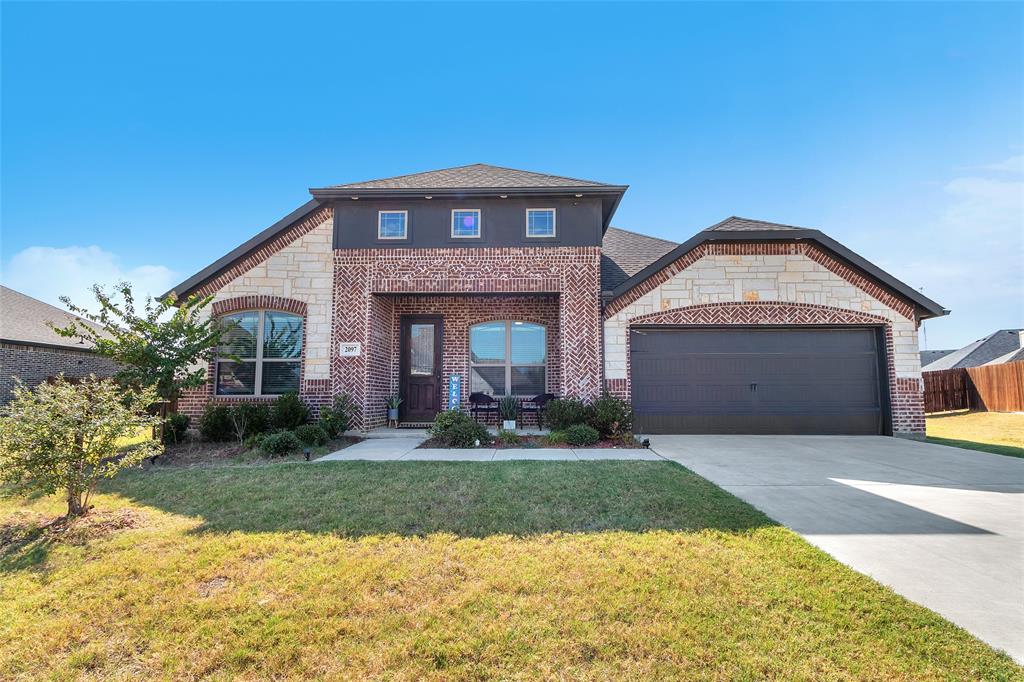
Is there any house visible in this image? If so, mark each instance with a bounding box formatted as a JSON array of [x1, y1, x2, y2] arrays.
[[0, 286, 117, 403], [921, 329, 1024, 372], [166, 164, 946, 438]]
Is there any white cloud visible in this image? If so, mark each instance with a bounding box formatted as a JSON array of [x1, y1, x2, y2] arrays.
[[889, 157, 1024, 349], [981, 154, 1024, 173], [1, 245, 178, 313]]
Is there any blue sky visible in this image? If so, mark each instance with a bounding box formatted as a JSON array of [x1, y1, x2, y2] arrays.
[[2, 1, 1021, 350]]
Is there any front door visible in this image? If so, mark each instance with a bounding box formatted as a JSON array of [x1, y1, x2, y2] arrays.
[[400, 316, 443, 421]]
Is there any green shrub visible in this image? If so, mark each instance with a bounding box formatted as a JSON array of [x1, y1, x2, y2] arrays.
[[319, 393, 356, 438], [260, 430, 301, 456], [444, 420, 493, 448], [499, 395, 519, 421], [564, 424, 600, 446], [243, 432, 267, 450], [295, 424, 329, 447], [272, 392, 309, 430], [429, 410, 492, 448], [545, 430, 567, 445], [589, 393, 633, 438], [496, 429, 520, 445], [229, 402, 271, 441], [163, 412, 190, 444], [543, 398, 593, 431], [199, 404, 233, 442]]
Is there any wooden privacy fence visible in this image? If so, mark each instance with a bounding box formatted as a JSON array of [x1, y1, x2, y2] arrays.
[[923, 361, 1024, 413]]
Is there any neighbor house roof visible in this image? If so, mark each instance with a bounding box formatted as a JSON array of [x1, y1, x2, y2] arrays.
[[607, 216, 948, 321], [601, 227, 678, 291], [317, 163, 619, 191], [0, 286, 107, 351], [921, 329, 1024, 371], [920, 349, 957, 367]]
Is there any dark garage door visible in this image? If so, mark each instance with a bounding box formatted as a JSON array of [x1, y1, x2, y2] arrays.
[[630, 327, 885, 435]]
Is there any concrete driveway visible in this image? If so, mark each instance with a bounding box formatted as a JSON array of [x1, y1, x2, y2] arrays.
[[648, 435, 1024, 663]]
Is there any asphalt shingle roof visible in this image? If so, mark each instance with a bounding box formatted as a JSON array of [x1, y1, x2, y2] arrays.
[[601, 227, 678, 292], [920, 349, 957, 367], [921, 329, 1024, 371], [323, 163, 617, 191], [0, 286, 107, 350], [704, 216, 806, 232]]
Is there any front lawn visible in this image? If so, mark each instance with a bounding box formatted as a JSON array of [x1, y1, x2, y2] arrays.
[[1, 461, 1018, 679], [927, 410, 1024, 458]]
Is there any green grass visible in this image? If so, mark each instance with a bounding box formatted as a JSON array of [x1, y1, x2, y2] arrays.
[[2, 461, 1019, 680], [927, 411, 1024, 458]]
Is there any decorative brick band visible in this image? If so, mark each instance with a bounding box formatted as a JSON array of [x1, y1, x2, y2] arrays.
[[604, 241, 916, 321], [630, 301, 892, 327], [212, 295, 308, 317], [190, 206, 333, 298], [605, 301, 922, 436]]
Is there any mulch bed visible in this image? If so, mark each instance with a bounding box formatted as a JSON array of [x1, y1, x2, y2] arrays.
[[145, 437, 362, 468]]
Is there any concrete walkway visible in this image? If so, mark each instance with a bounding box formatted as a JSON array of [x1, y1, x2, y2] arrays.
[[315, 435, 664, 462], [647, 435, 1024, 664]]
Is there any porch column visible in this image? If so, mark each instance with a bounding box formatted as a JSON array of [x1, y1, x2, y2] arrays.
[[558, 265, 603, 400]]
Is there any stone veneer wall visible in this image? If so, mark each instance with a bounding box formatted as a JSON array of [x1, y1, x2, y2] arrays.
[[0, 342, 118, 404], [604, 242, 926, 437], [176, 210, 335, 419], [332, 247, 601, 430]]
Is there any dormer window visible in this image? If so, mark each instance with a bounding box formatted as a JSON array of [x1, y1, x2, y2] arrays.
[[451, 209, 481, 238], [378, 210, 408, 239], [526, 208, 556, 238]]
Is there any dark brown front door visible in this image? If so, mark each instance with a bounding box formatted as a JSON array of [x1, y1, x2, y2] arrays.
[[400, 316, 443, 421]]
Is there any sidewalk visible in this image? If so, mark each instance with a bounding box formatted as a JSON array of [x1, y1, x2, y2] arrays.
[[315, 435, 664, 462]]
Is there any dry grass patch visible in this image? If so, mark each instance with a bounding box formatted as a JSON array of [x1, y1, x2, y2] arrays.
[[1, 461, 1019, 680], [927, 410, 1024, 458]]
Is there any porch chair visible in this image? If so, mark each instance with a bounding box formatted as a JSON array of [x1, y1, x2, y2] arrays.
[[468, 392, 499, 423], [519, 393, 556, 428]]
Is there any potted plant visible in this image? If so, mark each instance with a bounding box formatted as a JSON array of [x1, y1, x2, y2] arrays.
[[386, 394, 403, 425], [499, 395, 519, 431]]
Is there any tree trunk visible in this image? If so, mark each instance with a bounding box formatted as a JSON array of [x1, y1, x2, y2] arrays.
[[66, 484, 87, 517]]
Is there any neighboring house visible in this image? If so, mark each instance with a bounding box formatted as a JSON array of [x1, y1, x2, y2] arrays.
[[921, 329, 1024, 372], [0, 286, 117, 403], [920, 349, 957, 368], [166, 164, 946, 438]]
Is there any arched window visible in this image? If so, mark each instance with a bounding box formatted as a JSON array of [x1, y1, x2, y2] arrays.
[[469, 321, 546, 396], [216, 310, 303, 396]]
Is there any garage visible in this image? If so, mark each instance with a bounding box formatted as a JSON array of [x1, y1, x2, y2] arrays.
[[630, 327, 887, 435]]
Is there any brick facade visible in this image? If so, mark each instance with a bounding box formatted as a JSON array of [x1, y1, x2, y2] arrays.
[[174, 199, 929, 438], [332, 247, 602, 429], [0, 341, 118, 404]]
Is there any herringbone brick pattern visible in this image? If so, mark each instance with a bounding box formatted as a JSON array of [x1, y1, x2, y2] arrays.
[[333, 247, 602, 430]]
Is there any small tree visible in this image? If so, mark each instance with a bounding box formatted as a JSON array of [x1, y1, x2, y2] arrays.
[[0, 376, 163, 518], [52, 282, 226, 404]]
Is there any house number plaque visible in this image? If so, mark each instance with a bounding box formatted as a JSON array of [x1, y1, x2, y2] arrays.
[[338, 342, 362, 357]]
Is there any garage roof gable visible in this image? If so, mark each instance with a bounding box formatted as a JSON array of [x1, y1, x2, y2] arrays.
[[605, 217, 948, 321]]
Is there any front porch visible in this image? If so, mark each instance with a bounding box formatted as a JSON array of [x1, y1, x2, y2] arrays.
[[331, 246, 604, 430]]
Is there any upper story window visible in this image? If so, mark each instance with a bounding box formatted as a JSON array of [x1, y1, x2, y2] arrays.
[[526, 208, 556, 238], [378, 210, 408, 239], [216, 310, 303, 396], [469, 320, 546, 396], [451, 209, 481, 238]]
